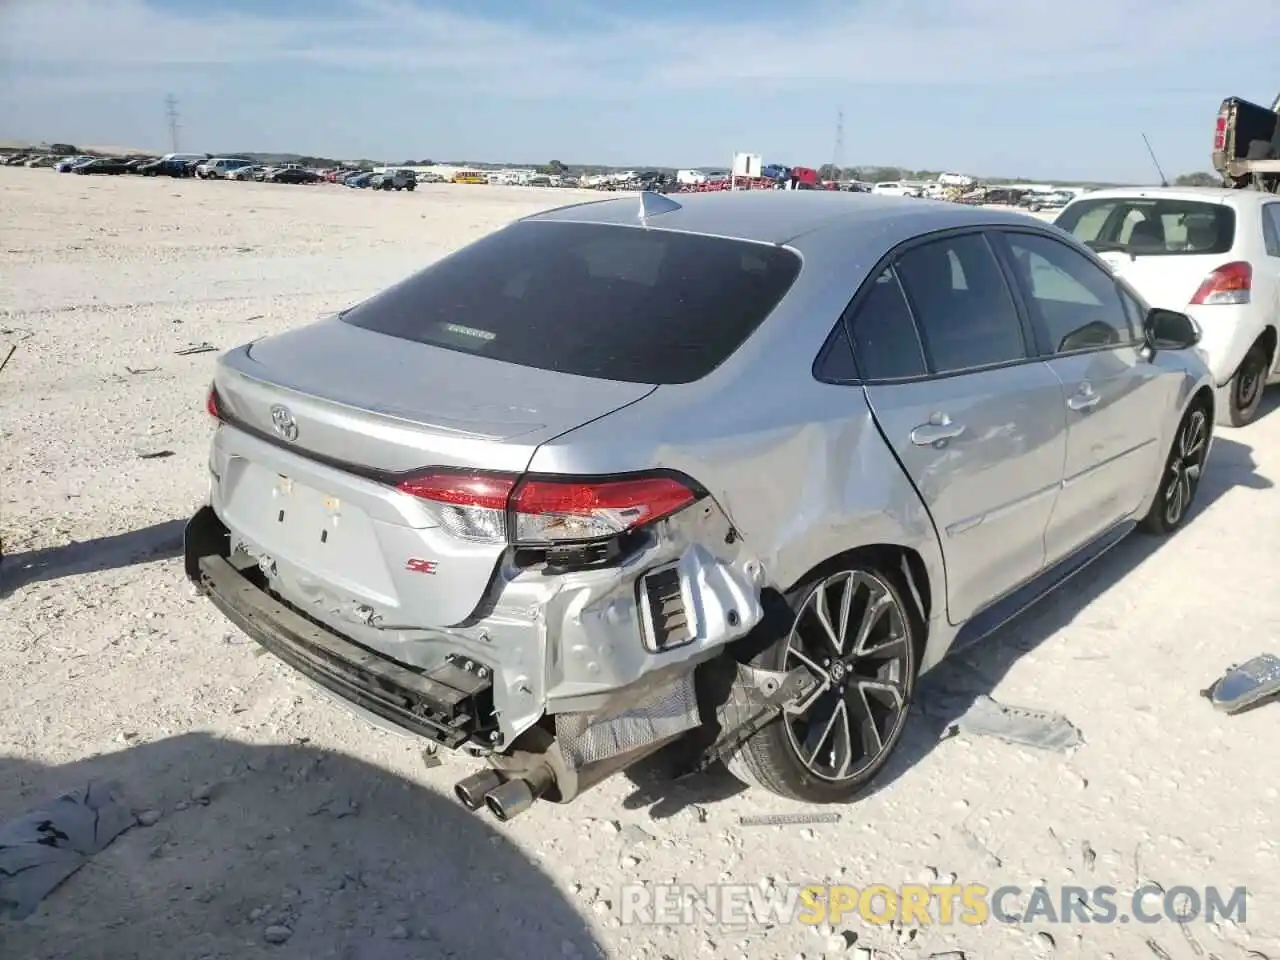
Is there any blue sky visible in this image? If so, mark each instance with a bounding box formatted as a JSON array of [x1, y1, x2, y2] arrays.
[[0, 0, 1276, 181]]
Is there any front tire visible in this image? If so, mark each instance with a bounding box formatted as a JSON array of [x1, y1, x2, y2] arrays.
[[1218, 343, 1268, 427], [1139, 400, 1210, 535], [724, 561, 920, 802]]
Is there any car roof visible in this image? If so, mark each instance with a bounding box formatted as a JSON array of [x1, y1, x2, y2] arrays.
[[1070, 185, 1265, 206], [522, 190, 1048, 246]]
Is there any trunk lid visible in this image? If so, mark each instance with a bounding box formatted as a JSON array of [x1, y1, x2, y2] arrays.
[[216, 316, 656, 473], [208, 317, 655, 629], [1096, 250, 1234, 311]]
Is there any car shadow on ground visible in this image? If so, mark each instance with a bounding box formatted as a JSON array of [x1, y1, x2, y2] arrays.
[[0, 518, 186, 597], [622, 432, 1271, 817], [1253, 386, 1280, 425], [0, 734, 604, 960]]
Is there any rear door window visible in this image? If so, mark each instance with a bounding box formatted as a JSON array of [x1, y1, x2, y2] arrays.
[[845, 266, 927, 380], [893, 234, 1028, 374], [339, 221, 802, 384], [1055, 197, 1235, 255]]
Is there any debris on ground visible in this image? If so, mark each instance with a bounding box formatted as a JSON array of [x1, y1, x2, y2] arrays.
[[0, 781, 135, 919], [136, 450, 175, 460], [0, 344, 17, 377], [174, 342, 217, 356], [738, 812, 842, 827], [945, 695, 1083, 753], [1202, 653, 1280, 714], [1081, 840, 1097, 871], [123, 366, 158, 375]]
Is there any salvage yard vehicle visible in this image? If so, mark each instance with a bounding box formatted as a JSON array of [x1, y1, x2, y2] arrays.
[[54, 155, 94, 172], [1213, 93, 1280, 193], [265, 166, 321, 185], [228, 165, 265, 181], [1055, 187, 1280, 426], [137, 153, 207, 177], [196, 158, 253, 179], [186, 190, 1215, 819], [370, 168, 417, 191], [72, 157, 132, 175]]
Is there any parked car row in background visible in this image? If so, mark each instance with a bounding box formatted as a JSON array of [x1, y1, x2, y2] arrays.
[[1, 151, 429, 189]]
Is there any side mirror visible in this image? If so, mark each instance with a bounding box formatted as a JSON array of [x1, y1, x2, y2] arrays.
[[1144, 308, 1200, 351]]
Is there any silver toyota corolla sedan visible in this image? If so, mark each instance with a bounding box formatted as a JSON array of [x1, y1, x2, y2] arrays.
[[186, 190, 1215, 819]]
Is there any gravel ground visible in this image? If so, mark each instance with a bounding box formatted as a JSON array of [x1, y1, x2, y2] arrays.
[[2, 169, 1278, 960]]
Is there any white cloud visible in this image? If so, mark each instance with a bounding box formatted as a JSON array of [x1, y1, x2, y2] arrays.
[[0, 0, 1274, 95]]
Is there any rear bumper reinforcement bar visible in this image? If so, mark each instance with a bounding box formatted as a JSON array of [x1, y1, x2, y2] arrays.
[[187, 516, 491, 748]]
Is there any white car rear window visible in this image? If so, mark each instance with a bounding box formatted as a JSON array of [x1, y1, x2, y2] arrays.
[[1055, 198, 1235, 256]]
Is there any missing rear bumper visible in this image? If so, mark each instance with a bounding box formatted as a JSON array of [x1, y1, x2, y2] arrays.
[[186, 506, 494, 749]]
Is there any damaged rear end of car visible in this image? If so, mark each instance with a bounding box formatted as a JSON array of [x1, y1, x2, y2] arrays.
[[185, 213, 809, 820]]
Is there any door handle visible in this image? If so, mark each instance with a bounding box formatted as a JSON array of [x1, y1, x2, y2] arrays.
[[910, 413, 966, 446], [1067, 384, 1100, 411]]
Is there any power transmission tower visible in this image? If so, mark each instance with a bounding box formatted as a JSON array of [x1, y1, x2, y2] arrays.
[[831, 109, 845, 180], [165, 95, 180, 153]]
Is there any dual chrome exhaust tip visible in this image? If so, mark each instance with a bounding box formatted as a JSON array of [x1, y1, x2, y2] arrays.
[[453, 766, 552, 823]]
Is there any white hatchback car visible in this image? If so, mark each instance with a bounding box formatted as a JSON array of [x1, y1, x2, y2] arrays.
[[1054, 187, 1280, 425]]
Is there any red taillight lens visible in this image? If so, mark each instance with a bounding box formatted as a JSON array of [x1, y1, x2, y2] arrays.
[[397, 472, 515, 510], [206, 384, 223, 419], [1190, 261, 1251, 305], [394, 471, 698, 545], [1214, 114, 1227, 151], [396, 472, 516, 542], [512, 476, 696, 544]]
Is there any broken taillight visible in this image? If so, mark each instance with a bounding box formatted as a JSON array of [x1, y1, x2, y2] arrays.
[[511, 475, 697, 544], [395, 470, 699, 546], [396, 471, 516, 543], [1190, 261, 1251, 306]]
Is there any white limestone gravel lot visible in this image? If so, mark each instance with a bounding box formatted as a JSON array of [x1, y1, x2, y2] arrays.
[[1, 167, 1279, 960]]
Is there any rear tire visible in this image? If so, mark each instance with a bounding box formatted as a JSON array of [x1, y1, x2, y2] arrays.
[[1218, 343, 1268, 427], [723, 559, 921, 802], [1139, 399, 1210, 535]]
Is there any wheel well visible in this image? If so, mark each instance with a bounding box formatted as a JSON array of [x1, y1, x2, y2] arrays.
[[1258, 326, 1277, 371], [1192, 383, 1215, 422], [732, 544, 934, 668], [783, 544, 933, 625]]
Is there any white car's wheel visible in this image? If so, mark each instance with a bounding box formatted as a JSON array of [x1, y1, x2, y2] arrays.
[[1217, 342, 1269, 427]]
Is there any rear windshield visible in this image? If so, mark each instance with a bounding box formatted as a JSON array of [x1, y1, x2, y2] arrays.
[[339, 220, 802, 384], [1055, 197, 1235, 256]]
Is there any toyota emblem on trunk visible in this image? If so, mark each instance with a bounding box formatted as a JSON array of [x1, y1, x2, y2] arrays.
[[270, 404, 298, 442]]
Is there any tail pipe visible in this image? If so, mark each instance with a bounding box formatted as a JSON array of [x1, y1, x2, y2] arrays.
[[482, 764, 555, 823], [453, 769, 504, 811]]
